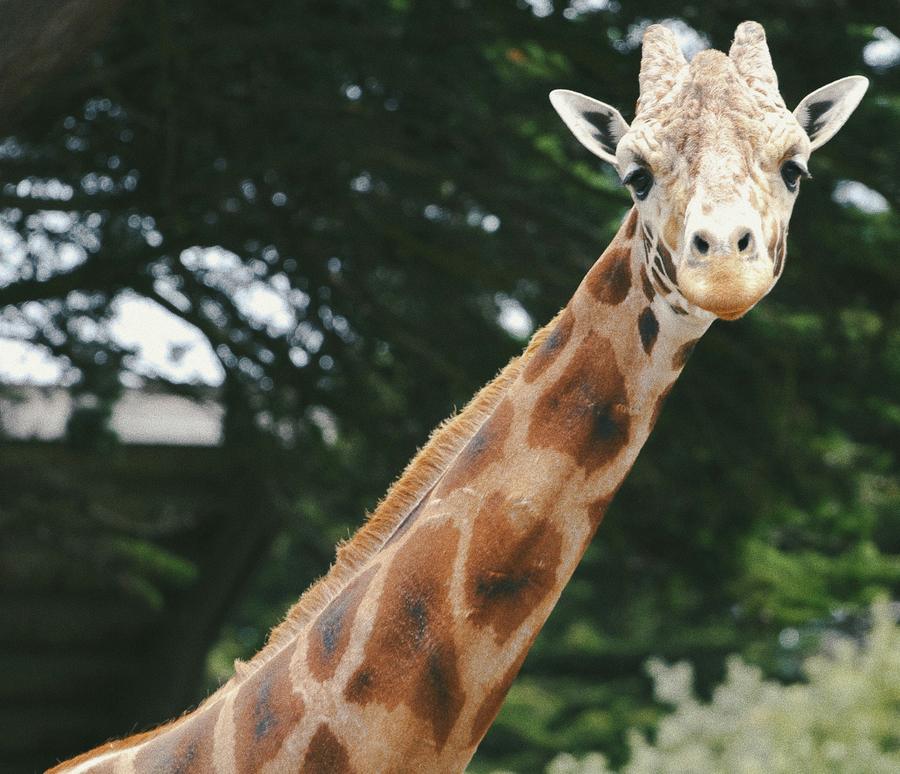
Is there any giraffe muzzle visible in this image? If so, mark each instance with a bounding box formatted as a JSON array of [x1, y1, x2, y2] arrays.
[[678, 200, 773, 318], [678, 250, 774, 320]]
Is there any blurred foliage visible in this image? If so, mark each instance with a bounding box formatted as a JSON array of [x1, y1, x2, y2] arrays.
[[0, 443, 211, 602], [0, 0, 897, 771], [522, 599, 900, 774]]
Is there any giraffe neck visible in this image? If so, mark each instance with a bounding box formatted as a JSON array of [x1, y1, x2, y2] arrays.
[[52, 208, 713, 774], [322, 208, 712, 771]]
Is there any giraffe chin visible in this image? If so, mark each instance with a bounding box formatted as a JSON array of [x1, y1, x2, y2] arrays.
[[677, 260, 774, 321]]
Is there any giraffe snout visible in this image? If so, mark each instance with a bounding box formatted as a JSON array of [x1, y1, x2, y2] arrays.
[[677, 203, 774, 319], [687, 224, 758, 265]]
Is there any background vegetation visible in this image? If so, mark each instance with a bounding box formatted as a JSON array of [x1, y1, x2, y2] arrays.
[[0, 1, 897, 771], [539, 599, 900, 773]]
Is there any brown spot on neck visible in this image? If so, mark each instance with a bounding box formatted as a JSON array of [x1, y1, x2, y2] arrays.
[[623, 207, 639, 239], [234, 643, 304, 773], [586, 244, 632, 306], [301, 724, 354, 774], [527, 331, 631, 474], [638, 306, 659, 355], [464, 491, 564, 645], [307, 564, 379, 682], [345, 520, 465, 751], [672, 338, 700, 371], [434, 398, 514, 498], [524, 307, 575, 384]]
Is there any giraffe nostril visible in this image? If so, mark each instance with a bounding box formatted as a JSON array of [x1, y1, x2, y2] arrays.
[[692, 234, 709, 256], [737, 231, 752, 253]]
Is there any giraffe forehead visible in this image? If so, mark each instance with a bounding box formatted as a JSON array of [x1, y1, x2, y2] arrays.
[[628, 50, 800, 180]]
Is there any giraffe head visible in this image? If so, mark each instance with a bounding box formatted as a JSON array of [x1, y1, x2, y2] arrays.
[[551, 21, 867, 319]]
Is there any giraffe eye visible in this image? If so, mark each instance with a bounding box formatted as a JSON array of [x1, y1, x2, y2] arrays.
[[623, 167, 654, 200], [780, 160, 809, 193]]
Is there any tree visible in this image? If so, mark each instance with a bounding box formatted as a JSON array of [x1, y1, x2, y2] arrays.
[[538, 600, 900, 774]]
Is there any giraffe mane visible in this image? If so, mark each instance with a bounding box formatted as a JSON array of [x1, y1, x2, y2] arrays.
[[229, 311, 562, 682]]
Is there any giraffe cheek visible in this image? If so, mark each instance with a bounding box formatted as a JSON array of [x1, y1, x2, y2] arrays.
[[663, 214, 682, 255]]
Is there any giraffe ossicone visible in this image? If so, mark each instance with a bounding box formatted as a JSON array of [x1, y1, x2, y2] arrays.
[[52, 20, 866, 774]]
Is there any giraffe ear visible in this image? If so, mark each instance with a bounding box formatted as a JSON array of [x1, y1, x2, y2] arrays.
[[793, 76, 868, 151], [550, 89, 630, 167]]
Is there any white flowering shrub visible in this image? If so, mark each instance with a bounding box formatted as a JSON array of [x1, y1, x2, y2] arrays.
[[506, 600, 900, 774]]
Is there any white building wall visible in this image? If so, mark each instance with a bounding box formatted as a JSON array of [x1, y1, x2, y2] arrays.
[[0, 387, 223, 446]]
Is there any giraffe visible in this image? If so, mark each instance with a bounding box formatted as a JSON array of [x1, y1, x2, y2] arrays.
[[51, 21, 867, 774]]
